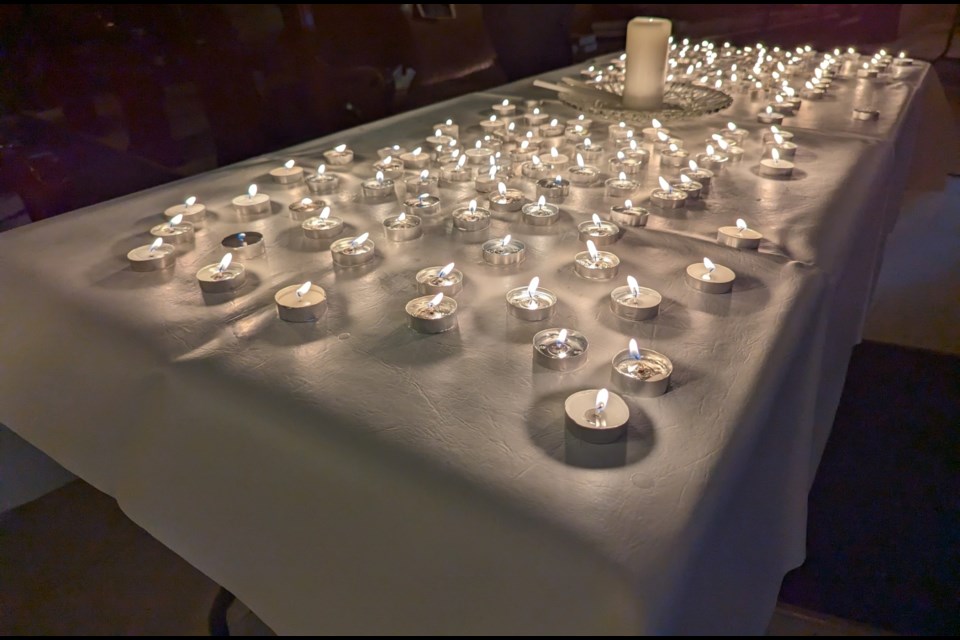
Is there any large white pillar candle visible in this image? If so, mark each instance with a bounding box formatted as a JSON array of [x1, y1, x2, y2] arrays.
[[622, 17, 672, 110]]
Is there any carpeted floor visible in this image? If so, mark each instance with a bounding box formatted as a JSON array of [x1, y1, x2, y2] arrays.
[[778, 340, 960, 635]]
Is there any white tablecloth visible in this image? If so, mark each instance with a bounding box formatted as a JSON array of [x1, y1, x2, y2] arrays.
[[0, 58, 948, 634]]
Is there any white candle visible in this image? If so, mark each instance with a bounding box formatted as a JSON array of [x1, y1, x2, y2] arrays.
[[622, 17, 672, 110]]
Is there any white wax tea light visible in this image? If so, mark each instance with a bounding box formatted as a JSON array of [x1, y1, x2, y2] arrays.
[[610, 199, 649, 227], [441, 154, 472, 184], [610, 275, 661, 320], [489, 182, 525, 213], [492, 98, 516, 116], [452, 199, 491, 231], [331, 232, 375, 267], [642, 118, 670, 142], [302, 206, 344, 240], [232, 184, 272, 217], [275, 281, 327, 322], [718, 218, 763, 249], [506, 276, 557, 321], [574, 240, 620, 280], [402, 192, 441, 217], [650, 175, 687, 209], [757, 105, 785, 125], [270, 159, 304, 184], [521, 195, 560, 226], [482, 234, 526, 266], [535, 174, 570, 203], [685, 257, 736, 293], [399, 146, 430, 170], [383, 211, 423, 242], [763, 133, 797, 159], [533, 328, 588, 371], [127, 237, 176, 271], [197, 252, 246, 293], [405, 169, 440, 197], [605, 171, 639, 199], [149, 213, 194, 245], [669, 173, 702, 199], [416, 262, 463, 296], [611, 339, 673, 397], [164, 195, 206, 227], [574, 137, 603, 164], [759, 148, 794, 178], [323, 143, 354, 166], [307, 164, 339, 194], [564, 388, 629, 443], [578, 213, 621, 245], [680, 160, 713, 188], [406, 292, 458, 334], [660, 142, 689, 168], [361, 171, 396, 201]]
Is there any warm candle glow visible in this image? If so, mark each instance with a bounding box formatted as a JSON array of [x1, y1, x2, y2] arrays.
[[168, 213, 183, 227], [185, 196, 197, 207], [317, 164, 326, 176], [771, 148, 781, 162], [502, 234, 512, 247], [319, 206, 331, 219], [497, 182, 507, 196], [680, 174, 692, 184], [427, 292, 444, 308], [397, 211, 407, 223], [247, 184, 258, 198], [576, 153, 585, 168], [587, 240, 599, 261], [627, 275, 640, 296], [774, 133, 784, 145], [526, 276, 539, 297], [624, 199, 633, 209], [557, 328, 568, 346], [468, 199, 477, 213], [689, 159, 699, 172], [457, 155, 467, 169], [658, 176, 672, 192], [217, 253, 232, 273], [583, 138, 592, 149], [284, 159, 295, 169], [652, 118, 662, 129], [706, 144, 715, 156], [149, 238, 163, 253], [595, 388, 609, 414], [375, 170, 385, 183], [438, 262, 455, 279], [619, 171, 628, 182], [628, 338, 641, 360], [351, 232, 369, 247], [295, 281, 312, 298], [727, 121, 737, 131], [657, 130, 669, 142], [334, 144, 347, 153], [668, 143, 679, 153], [736, 218, 748, 233]]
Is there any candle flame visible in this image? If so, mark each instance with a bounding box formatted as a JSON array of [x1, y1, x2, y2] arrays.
[[657, 130, 669, 142], [217, 253, 232, 273], [574, 124, 583, 133], [427, 292, 444, 308], [658, 176, 671, 192], [706, 144, 715, 156], [397, 211, 407, 223], [863, 62, 869, 70], [624, 199, 632, 209], [488, 165, 497, 179], [457, 155, 467, 168], [296, 281, 311, 298], [554, 174, 563, 186], [488, 115, 497, 122], [375, 170, 384, 183], [468, 199, 477, 213], [583, 137, 591, 148], [617, 151, 626, 161], [247, 184, 258, 198], [149, 237, 163, 253], [680, 174, 692, 184], [527, 277, 539, 297], [627, 275, 640, 296], [668, 143, 679, 153], [587, 240, 599, 261], [419, 169, 429, 181], [334, 144, 347, 153], [689, 159, 699, 172], [595, 388, 609, 414], [317, 164, 326, 175], [727, 122, 737, 131], [557, 328, 568, 346], [737, 218, 748, 232], [899, 51, 906, 59], [775, 94, 784, 104], [652, 118, 662, 129], [774, 133, 784, 145], [438, 262, 455, 278], [771, 148, 781, 162], [168, 213, 183, 227], [549, 147, 558, 159], [502, 98, 509, 106], [448, 138, 457, 147], [765, 106, 774, 115], [498, 182, 507, 196], [435, 128, 442, 137], [716, 138, 729, 151], [532, 155, 541, 166], [576, 153, 585, 168], [549, 118, 558, 127], [629, 338, 641, 360], [352, 232, 369, 247], [319, 206, 331, 220], [619, 171, 628, 182], [618, 121, 626, 128], [501, 234, 511, 247], [629, 139, 638, 151], [383, 155, 392, 165], [537, 195, 546, 208], [592, 213, 602, 227], [805, 81, 814, 90], [520, 140, 530, 150], [474, 140, 482, 150], [284, 159, 295, 169], [770, 125, 780, 134], [703, 257, 716, 278], [508, 122, 516, 132], [445, 118, 453, 126]]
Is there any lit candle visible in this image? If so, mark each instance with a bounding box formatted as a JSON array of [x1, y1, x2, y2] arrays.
[[489, 182, 525, 213], [302, 206, 344, 239], [720, 121, 748, 145], [577, 213, 621, 245], [506, 276, 557, 321], [565, 113, 593, 130], [416, 262, 464, 296], [492, 98, 516, 117], [564, 123, 590, 145], [452, 199, 492, 232], [757, 105, 785, 125], [426, 128, 456, 148], [149, 213, 194, 245], [270, 159, 304, 184], [465, 140, 496, 166], [481, 234, 526, 266], [288, 196, 325, 221], [717, 218, 763, 249], [432, 118, 459, 139], [696, 143, 729, 171], [800, 80, 824, 100], [610, 275, 661, 320], [619, 139, 650, 165], [660, 142, 690, 168], [361, 170, 396, 201], [164, 195, 206, 227], [232, 184, 272, 217], [685, 256, 736, 293], [539, 117, 565, 138], [564, 388, 629, 443], [525, 106, 549, 127], [221, 230, 265, 259], [715, 138, 743, 163], [480, 114, 506, 135], [758, 148, 795, 177], [406, 292, 459, 334], [604, 171, 639, 199], [574, 137, 603, 164], [535, 174, 570, 203], [402, 192, 442, 217], [768, 93, 796, 116], [623, 17, 672, 109], [611, 339, 673, 396], [521, 195, 560, 226], [649, 175, 687, 209], [307, 164, 340, 194], [275, 281, 327, 322], [541, 147, 569, 173], [521, 154, 549, 181], [653, 129, 683, 153], [893, 51, 913, 66], [610, 199, 649, 227], [383, 211, 423, 242], [127, 237, 176, 271], [196, 252, 246, 293], [761, 125, 793, 144], [404, 169, 440, 197], [608, 121, 637, 144], [373, 155, 404, 180], [399, 146, 431, 170], [440, 154, 472, 185], [574, 239, 620, 280], [669, 173, 702, 199], [323, 143, 354, 166], [533, 327, 588, 371], [763, 133, 797, 159], [511, 140, 536, 165], [857, 62, 879, 79], [331, 232, 375, 267], [641, 117, 670, 143], [377, 144, 407, 160], [680, 159, 713, 189]]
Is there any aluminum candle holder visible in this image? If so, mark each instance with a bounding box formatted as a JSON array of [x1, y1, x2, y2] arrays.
[[149, 218, 194, 245], [535, 176, 570, 203], [492, 99, 516, 117], [695, 148, 729, 171], [607, 152, 644, 176], [127, 239, 176, 272], [610, 200, 649, 227], [489, 184, 525, 213], [506, 279, 557, 321], [612, 346, 673, 397], [164, 197, 206, 227], [541, 149, 570, 174], [464, 143, 496, 166], [479, 116, 506, 135], [720, 123, 748, 145], [275, 282, 327, 323], [475, 168, 512, 194], [372, 156, 404, 180], [641, 121, 670, 142], [197, 254, 246, 293], [377, 144, 407, 160], [610, 279, 662, 320], [402, 193, 441, 217], [425, 131, 457, 148], [533, 328, 588, 371], [406, 293, 458, 334], [761, 128, 793, 144], [577, 215, 621, 245], [717, 219, 763, 249], [520, 158, 549, 181], [221, 231, 265, 259], [618, 144, 650, 166], [331, 234, 375, 267], [404, 172, 440, 197], [566, 114, 593, 130], [270, 160, 304, 184], [416, 264, 464, 296], [323, 144, 354, 166], [399, 148, 431, 170], [564, 125, 590, 145], [451, 200, 491, 231], [573, 139, 603, 164], [383, 213, 422, 242], [564, 389, 629, 444], [306, 166, 340, 194], [538, 119, 565, 138], [653, 135, 684, 153], [232, 185, 271, 217], [525, 107, 549, 127], [482, 236, 526, 266], [659, 145, 690, 168], [440, 157, 473, 185], [759, 150, 795, 177], [685, 258, 736, 293], [604, 173, 640, 199], [669, 176, 702, 200], [288, 197, 325, 221], [521, 198, 560, 226], [762, 139, 797, 160], [574, 242, 620, 280], [649, 177, 687, 209], [757, 107, 785, 125], [301, 211, 344, 239], [608, 122, 636, 143], [511, 143, 537, 165]]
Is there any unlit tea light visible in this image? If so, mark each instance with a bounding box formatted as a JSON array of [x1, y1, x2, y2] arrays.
[[221, 231, 265, 259]]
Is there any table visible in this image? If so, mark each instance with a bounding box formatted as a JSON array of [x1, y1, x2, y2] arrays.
[[0, 55, 948, 634]]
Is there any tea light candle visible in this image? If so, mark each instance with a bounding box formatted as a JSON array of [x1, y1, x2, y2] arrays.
[[302, 206, 344, 239], [536, 175, 570, 203], [307, 164, 340, 194], [489, 182, 525, 213], [521, 131, 545, 151], [612, 339, 672, 397], [660, 143, 690, 168], [759, 148, 794, 177], [519, 195, 558, 226], [769, 95, 796, 116], [641, 118, 669, 142], [270, 159, 304, 184], [608, 121, 636, 143], [610, 276, 661, 320], [653, 130, 683, 153], [670, 174, 702, 199], [406, 292, 458, 334], [506, 276, 557, 321], [541, 147, 569, 173], [480, 115, 506, 135], [465, 140, 495, 166], [323, 143, 354, 166], [492, 98, 516, 116], [578, 213, 620, 245], [232, 184, 271, 217], [564, 124, 590, 145], [857, 63, 878, 79], [127, 237, 176, 271], [533, 328, 588, 371], [761, 126, 794, 144], [452, 199, 491, 231], [404, 170, 440, 197], [564, 388, 629, 443], [383, 211, 423, 241], [417, 262, 463, 296], [149, 214, 194, 245], [197, 253, 245, 293], [893, 52, 913, 66], [373, 155, 404, 180], [680, 160, 713, 188], [721, 122, 748, 145], [757, 105, 785, 125], [402, 193, 441, 217], [164, 196, 206, 227], [574, 138, 603, 164], [574, 240, 620, 280], [566, 153, 601, 186], [331, 232, 375, 267], [852, 108, 880, 121], [481, 135, 503, 153], [525, 107, 549, 127], [434, 140, 463, 164], [696, 144, 728, 171], [399, 146, 431, 170], [426, 129, 457, 148], [361, 171, 395, 201], [288, 196, 325, 221], [482, 234, 525, 265], [433, 119, 459, 139], [378, 144, 407, 160], [511, 140, 537, 165], [221, 231, 265, 259], [475, 164, 509, 193], [275, 281, 327, 322], [715, 138, 744, 163], [763, 133, 797, 159], [440, 154, 472, 185], [685, 257, 735, 293], [649, 176, 687, 209], [800, 81, 825, 100], [520, 155, 549, 181], [605, 171, 639, 199], [619, 140, 650, 164], [538, 118, 565, 138], [610, 199, 649, 227], [718, 218, 763, 249], [566, 114, 593, 130]]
